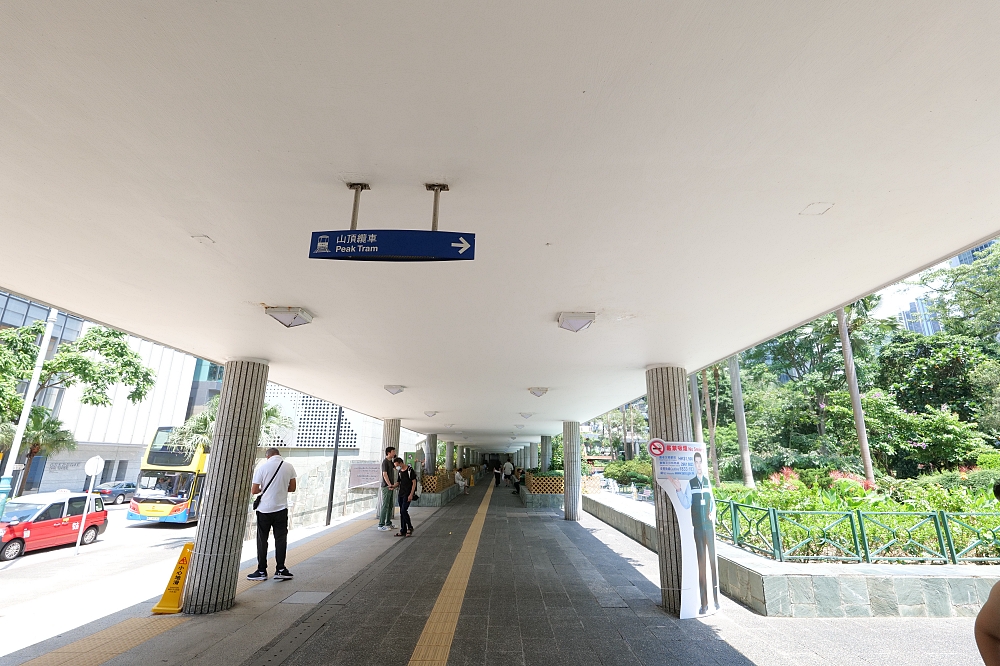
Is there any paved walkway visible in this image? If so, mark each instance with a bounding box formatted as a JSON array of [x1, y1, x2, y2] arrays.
[[2, 480, 986, 665]]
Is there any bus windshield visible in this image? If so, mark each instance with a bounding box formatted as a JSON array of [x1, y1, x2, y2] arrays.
[[145, 428, 194, 467], [137, 471, 195, 500]]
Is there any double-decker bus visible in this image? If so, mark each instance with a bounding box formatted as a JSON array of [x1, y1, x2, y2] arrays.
[[127, 426, 209, 524]]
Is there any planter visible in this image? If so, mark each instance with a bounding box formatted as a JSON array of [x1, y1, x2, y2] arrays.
[[527, 473, 564, 494], [420, 472, 454, 494]]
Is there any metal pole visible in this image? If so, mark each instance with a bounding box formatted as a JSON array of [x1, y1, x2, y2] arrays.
[[689, 374, 704, 443], [347, 183, 369, 231], [0, 308, 58, 517], [325, 406, 344, 526], [425, 184, 448, 232], [728, 355, 756, 489], [837, 307, 876, 484], [75, 473, 97, 555]]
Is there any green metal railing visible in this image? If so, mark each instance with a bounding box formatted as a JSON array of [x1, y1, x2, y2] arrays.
[[716, 499, 1000, 564]]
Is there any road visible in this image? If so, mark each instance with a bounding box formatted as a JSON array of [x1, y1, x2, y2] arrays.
[[0, 504, 333, 658]]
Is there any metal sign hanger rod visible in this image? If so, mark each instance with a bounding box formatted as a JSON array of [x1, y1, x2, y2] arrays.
[[347, 183, 370, 231], [425, 183, 449, 232]]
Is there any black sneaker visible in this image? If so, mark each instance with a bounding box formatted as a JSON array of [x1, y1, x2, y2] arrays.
[[274, 568, 294, 580], [246, 570, 268, 581]]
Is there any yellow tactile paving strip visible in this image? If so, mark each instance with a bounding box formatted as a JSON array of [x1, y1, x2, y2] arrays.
[[21, 517, 378, 666], [409, 484, 494, 666], [18, 616, 189, 666]]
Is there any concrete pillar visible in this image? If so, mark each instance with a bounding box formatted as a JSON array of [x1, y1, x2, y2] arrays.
[[184, 359, 269, 614], [563, 421, 581, 521], [445, 441, 455, 472], [646, 364, 693, 616], [425, 434, 437, 475], [540, 435, 551, 472], [458, 445, 465, 468], [383, 418, 401, 451], [530, 442, 538, 469]]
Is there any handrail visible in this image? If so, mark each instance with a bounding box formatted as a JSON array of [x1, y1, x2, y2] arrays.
[[714, 499, 1000, 564]]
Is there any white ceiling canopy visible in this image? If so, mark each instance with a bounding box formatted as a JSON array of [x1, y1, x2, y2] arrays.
[[1, 3, 999, 445]]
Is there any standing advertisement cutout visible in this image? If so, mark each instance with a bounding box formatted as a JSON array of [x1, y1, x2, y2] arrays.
[[649, 438, 720, 619]]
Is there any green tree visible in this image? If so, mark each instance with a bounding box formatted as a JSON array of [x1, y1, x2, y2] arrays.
[[875, 331, 987, 421], [0, 322, 156, 423], [0, 407, 76, 494], [167, 395, 293, 453], [920, 242, 1000, 340]]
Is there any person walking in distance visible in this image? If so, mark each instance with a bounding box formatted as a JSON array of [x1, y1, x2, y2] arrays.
[[493, 460, 502, 487], [670, 452, 719, 614], [502, 457, 514, 487], [394, 457, 416, 536], [246, 447, 297, 581], [378, 446, 398, 531]]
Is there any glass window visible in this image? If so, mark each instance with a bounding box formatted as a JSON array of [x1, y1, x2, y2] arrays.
[[95, 498, 104, 511], [138, 471, 195, 498], [1, 502, 45, 523], [67, 496, 88, 516], [36, 503, 65, 521], [115, 460, 128, 482], [25, 304, 48, 325], [1, 296, 28, 327], [61, 317, 82, 342]]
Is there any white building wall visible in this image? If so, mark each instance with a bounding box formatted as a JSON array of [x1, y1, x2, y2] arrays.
[[39, 333, 197, 492]]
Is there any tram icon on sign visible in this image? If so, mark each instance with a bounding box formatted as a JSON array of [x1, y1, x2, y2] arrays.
[[315, 235, 331, 253]]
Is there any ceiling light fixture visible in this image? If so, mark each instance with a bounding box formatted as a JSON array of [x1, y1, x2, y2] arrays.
[[444, 423, 454, 428], [515, 425, 524, 429], [265, 306, 313, 328], [191, 235, 215, 245], [528, 387, 548, 398], [520, 412, 533, 419], [424, 411, 438, 417], [510, 436, 517, 440], [384, 385, 404, 395], [557, 312, 596, 332]]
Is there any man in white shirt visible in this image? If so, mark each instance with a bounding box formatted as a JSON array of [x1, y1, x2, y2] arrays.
[[502, 458, 514, 486], [247, 447, 297, 581]]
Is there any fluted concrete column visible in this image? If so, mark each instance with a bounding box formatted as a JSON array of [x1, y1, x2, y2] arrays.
[[184, 359, 268, 614], [563, 421, 582, 521], [425, 434, 437, 474], [646, 364, 693, 616], [458, 445, 465, 468], [530, 442, 538, 469], [540, 435, 552, 472], [383, 418, 401, 452], [445, 441, 455, 472]]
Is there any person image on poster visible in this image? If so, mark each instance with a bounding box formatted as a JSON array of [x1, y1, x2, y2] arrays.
[[669, 451, 719, 614]]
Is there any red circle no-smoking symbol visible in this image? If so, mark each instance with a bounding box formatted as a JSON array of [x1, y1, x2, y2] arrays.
[[648, 439, 666, 457]]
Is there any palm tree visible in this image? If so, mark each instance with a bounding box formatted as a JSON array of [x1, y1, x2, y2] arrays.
[[0, 406, 76, 495], [167, 396, 293, 452]]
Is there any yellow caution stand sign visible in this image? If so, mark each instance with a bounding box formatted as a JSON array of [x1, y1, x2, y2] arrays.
[[152, 542, 193, 614]]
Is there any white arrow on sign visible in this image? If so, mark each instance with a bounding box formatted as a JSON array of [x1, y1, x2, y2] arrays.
[[451, 237, 471, 254]]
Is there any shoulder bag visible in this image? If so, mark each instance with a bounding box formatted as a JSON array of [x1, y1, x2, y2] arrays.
[[253, 460, 284, 511]]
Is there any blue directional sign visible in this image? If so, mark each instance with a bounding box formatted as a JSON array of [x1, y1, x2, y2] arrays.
[[308, 229, 475, 262]]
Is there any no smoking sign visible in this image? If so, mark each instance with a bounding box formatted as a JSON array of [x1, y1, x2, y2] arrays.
[[648, 439, 666, 457]]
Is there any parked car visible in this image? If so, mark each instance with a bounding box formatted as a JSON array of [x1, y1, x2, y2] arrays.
[[0, 490, 108, 561], [94, 481, 136, 505]]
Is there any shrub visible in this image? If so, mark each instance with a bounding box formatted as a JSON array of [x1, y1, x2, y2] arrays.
[[603, 459, 653, 486], [978, 451, 1000, 470]]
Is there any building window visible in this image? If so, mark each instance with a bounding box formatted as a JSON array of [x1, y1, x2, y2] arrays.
[[115, 460, 129, 482], [101, 459, 115, 484]]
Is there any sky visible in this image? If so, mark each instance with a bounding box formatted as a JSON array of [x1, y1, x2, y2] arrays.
[[870, 261, 949, 319]]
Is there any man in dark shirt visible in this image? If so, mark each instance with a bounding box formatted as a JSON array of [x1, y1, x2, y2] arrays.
[[393, 457, 416, 537], [378, 447, 398, 531]]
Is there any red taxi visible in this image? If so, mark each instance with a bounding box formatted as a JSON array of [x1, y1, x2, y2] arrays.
[[0, 490, 108, 561]]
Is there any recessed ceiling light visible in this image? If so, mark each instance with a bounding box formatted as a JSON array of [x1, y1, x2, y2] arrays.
[[191, 235, 215, 244], [424, 411, 438, 417], [510, 436, 517, 440], [384, 385, 404, 395], [799, 202, 834, 215], [455, 431, 463, 434], [515, 425, 524, 429], [444, 423, 454, 428], [265, 306, 313, 328], [528, 387, 548, 398], [520, 412, 532, 419], [557, 312, 596, 332]]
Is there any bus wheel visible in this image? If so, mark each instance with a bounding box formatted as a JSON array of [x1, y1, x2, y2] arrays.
[[82, 526, 98, 545], [1, 539, 24, 561]]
